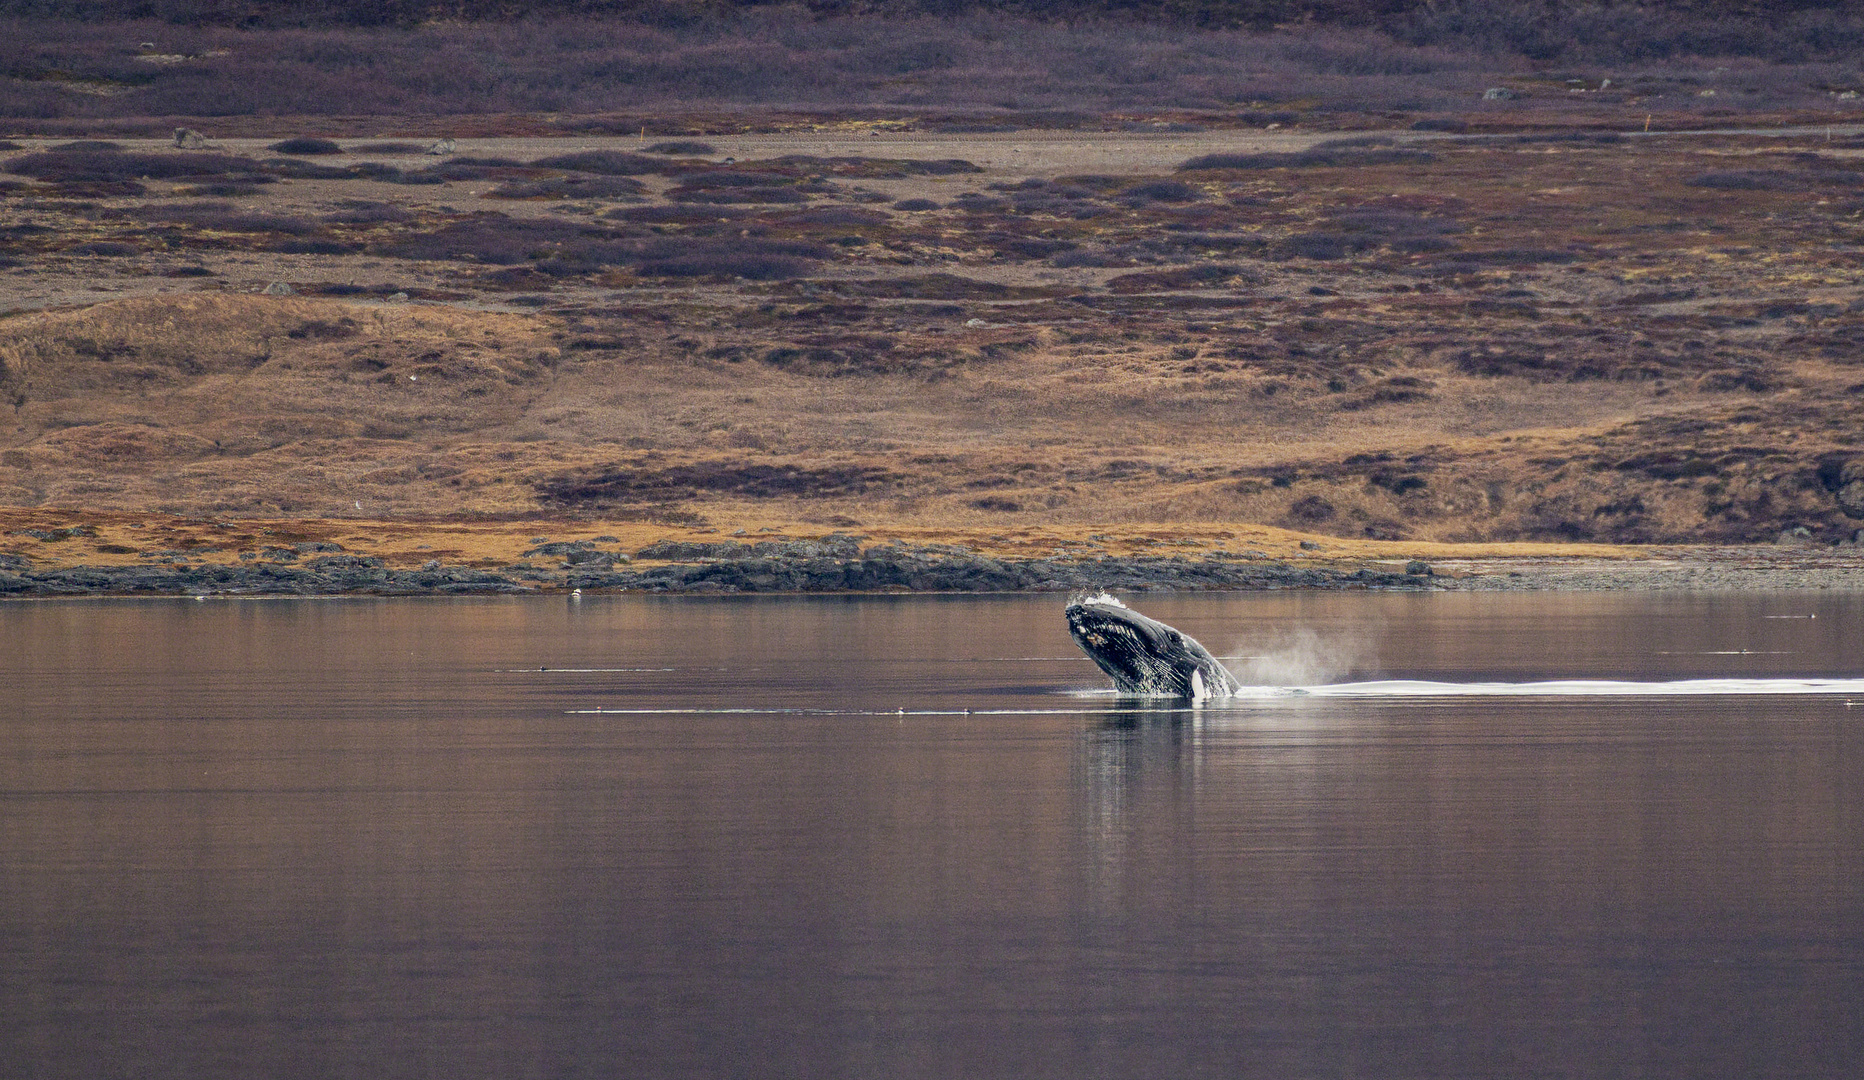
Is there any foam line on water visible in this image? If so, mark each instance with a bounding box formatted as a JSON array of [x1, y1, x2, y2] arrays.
[[1656, 650, 1792, 656], [506, 667, 677, 673], [1231, 677, 1864, 699], [567, 707, 1092, 716]]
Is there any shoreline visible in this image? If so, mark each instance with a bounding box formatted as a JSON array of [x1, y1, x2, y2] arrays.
[[9, 510, 1864, 599], [8, 544, 1864, 598]]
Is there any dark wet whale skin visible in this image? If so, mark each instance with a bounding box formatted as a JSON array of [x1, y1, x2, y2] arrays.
[[1064, 600, 1243, 698]]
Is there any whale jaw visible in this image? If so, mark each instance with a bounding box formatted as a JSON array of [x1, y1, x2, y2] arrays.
[[1064, 599, 1242, 699]]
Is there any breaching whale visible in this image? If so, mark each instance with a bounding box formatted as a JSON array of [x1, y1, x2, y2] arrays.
[[1064, 595, 1242, 699]]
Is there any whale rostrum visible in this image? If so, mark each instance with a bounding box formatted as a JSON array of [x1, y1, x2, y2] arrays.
[[1064, 595, 1242, 699]]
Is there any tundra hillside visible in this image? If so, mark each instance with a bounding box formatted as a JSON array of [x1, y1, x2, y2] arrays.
[[5, 127, 1864, 544], [4, 5, 1864, 589]]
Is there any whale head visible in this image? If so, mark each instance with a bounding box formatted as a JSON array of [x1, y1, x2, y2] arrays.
[[1064, 596, 1240, 699]]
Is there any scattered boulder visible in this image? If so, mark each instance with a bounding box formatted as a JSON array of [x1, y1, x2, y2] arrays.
[[1836, 459, 1864, 519]]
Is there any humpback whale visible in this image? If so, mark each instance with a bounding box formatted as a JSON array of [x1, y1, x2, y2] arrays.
[[1064, 595, 1242, 699]]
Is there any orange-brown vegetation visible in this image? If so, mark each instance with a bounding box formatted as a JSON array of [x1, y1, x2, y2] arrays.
[[5, 124, 1864, 565]]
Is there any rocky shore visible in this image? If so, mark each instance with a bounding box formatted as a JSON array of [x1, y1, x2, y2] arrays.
[[7, 534, 1864, 598], [0, 538, 1427, 597]]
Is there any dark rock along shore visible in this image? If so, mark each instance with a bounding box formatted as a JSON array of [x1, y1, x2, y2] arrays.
[[11, 532, 1864, 597], [0, 536, 1435, 597]]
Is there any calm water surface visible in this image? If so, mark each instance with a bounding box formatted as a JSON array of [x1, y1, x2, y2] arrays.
[[4, 592, 1862, 1079]]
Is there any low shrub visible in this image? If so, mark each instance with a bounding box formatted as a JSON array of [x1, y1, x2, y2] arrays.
[[633, 236, 827, 280], [1306, 207, 1463, 255], [5, 150, 258, 181], [669, 185, 807, 204], [645, 140, 716, 154], [830, 273, 1017, 299], [1002, 183, 1105, 215], [322, 200, 414, 224], [405, 157, 534, 182], [285, 318, 361, 340], [533, 150, 665, 175], [892, 197, 940, 210], [268, 137, 344, 155], [1121, 179, 1204, 204], [381, 215, 598, 264], [344, 162, 406, 180], [609, 204, 761, 223], [307, 283, 401, 296], [989, 236, 1076, 259], [1688, 170, 1795, 191], [1288, 495, 1336, 522], [46, 179, 145, 197], [758, 342, 902, 376], [259, 157, 355, 179], [779, 206, 889, 226], [1274, 232, 1367, 259], [66, 240, 140, 256], [1440, 247, 1577, 266], [123, 203, 323, 235], [539, 462, 900, 505], [485, 175, 648, 199], [1106, 264, 1255, 292], [884, 158, 982, 176], [380, 216, 824, 279], [269, 238, 356, 254], [1686, 168, 1864, 193], [948, 192, 1010, 213], [1340, 375, 1436, 409], [176, 182, 271, 196], [672, 170, 794, 187]]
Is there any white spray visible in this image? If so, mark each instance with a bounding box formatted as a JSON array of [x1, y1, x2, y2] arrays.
[[1227, 626, 1373, 688]]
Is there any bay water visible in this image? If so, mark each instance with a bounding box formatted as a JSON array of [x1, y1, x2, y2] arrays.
[[4, 592, 1861, 1078]]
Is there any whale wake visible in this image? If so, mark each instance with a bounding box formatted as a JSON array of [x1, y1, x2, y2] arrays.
[[1230, 677, 1864, 699]]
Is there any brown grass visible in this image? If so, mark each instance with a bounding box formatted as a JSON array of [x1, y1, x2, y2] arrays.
[[6, 125, 1864, 550], [0, 505, 1646, 580]]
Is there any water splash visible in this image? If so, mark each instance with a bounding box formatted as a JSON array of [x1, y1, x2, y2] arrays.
[[1225, 626, 1373, 687]]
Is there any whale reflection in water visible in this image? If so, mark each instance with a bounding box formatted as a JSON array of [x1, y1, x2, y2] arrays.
[[1064, 594, 1242, 700]]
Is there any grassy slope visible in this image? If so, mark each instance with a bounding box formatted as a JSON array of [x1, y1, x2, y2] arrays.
[[6, 127, 1864, 549]]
